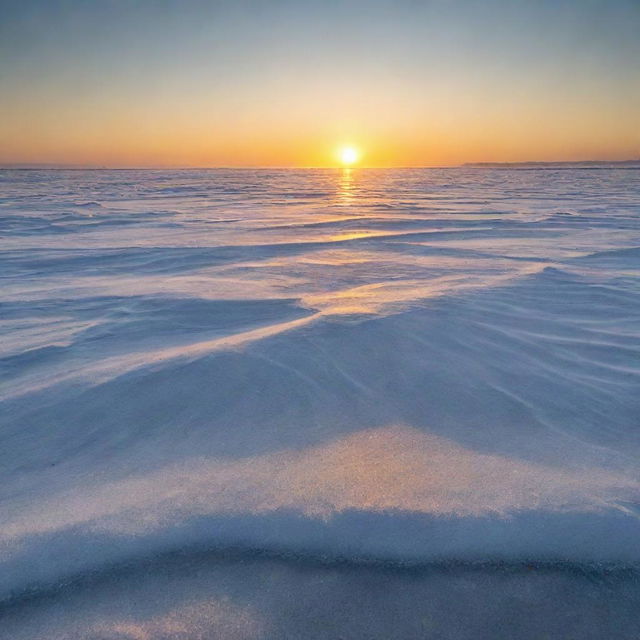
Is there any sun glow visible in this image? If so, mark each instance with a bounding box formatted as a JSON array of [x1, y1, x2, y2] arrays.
[[339, 146, 360, 166]]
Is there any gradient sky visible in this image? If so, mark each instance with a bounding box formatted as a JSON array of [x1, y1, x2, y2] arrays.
[[1, 0, 639, 167]]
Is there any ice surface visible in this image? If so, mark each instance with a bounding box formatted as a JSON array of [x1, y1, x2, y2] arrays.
[[1, 167, 639, 637]]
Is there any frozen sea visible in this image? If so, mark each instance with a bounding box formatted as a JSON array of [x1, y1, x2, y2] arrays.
[[1, 167, 640, 638]]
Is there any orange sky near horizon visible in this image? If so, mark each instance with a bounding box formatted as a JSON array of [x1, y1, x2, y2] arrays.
[[1, 1, 638, 168]]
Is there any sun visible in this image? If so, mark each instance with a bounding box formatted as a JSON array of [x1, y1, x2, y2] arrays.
[[339, 146, 360, 166]]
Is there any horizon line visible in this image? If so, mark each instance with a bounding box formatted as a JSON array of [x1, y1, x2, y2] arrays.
[[1, 159, 639, 171]]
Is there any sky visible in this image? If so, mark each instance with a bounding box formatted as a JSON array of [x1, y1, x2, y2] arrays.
[[1, 0, 639, 167]]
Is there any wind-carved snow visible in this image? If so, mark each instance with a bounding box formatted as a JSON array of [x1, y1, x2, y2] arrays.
[[3, 425, 638, 544], [1, 168, 640, 636]]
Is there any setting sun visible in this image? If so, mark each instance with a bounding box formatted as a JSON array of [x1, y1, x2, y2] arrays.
[[339, 146, 360, 166]]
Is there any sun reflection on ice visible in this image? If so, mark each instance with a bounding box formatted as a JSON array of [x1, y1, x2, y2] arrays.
[[337, 167, 354, 206]]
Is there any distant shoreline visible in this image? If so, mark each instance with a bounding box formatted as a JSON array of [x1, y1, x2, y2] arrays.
[[462, 160, 640, 168]]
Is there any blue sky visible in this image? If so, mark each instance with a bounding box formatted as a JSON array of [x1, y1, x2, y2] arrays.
[[1, 0, 638, 166]]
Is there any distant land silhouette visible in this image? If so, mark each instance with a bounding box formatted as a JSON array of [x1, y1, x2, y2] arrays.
[[463, 160, 640, 168]]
